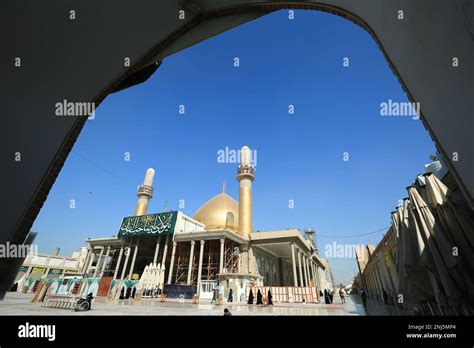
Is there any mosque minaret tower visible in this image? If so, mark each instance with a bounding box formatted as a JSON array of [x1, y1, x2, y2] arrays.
[[237, 146, 255, 238], [134, 168, 155, 216]]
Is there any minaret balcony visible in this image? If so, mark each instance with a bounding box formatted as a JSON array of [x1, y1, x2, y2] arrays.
[[237, 164, 255, 181], [137, 184, 153, 198]]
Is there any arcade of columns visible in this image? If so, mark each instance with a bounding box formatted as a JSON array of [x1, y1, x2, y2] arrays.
[[80, 238, 325, 291]]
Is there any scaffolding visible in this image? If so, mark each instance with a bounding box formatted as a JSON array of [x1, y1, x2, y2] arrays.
[[167, 239, 241, 285], [204, 240, 220, 281], [223, 239, 239, 274], [174, 242, 190, 284]]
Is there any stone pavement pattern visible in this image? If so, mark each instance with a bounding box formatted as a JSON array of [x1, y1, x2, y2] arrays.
[[0, 293, 368, 316]]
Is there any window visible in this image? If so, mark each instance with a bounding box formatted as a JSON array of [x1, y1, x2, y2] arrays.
[[225, 212, 234, 228]]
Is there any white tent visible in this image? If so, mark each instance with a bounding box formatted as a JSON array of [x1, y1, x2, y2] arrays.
[[408, 185, 465, 313], [137, 265, 150, 294], [393, 200, 435, 305], [424, 173, 474, 311]]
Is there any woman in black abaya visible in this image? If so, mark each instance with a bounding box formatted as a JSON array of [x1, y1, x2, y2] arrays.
[[256, 289, 263, 305], [324, 289, 330, 304], [267, 289, 273, 305], [247, 289, 254, 304]]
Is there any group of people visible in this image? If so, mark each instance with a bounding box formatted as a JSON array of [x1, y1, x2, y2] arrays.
[[211, 288, 236, 304], [212, 288, 274, 306], [209, 287, 242, 304], [247, 289, 273, 305], [216, 287, 351, 306], [319, 288, 347, 304], [321, 289, 334, 304]]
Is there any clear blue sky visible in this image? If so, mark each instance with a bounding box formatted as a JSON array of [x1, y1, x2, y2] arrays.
[[32, 10, 435, 285]]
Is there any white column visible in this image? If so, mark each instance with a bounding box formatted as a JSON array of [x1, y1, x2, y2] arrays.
[[61, 258, 67, 276], [99, 247, 111, 278], [81, 249, 91, 274], [187, 241, 195, 285], [167, 241, 177, 284], [113, 247, 124, 280], [197, 240, 205, 296], [304, 256, 311, 286], [161, 235, 170, 265], [310, 261, 316, 287], [86, 250, 95, 276], [120, 247, 131, 280], [219, 238, 225, 274], [291, 243, 298, 286], [315, 263, 320, 288], [152, 236, 161, 265], [320, 268, 324, 289], [314, 264, 318, 288], [318, 268, 323, 289], [43, 255, 51, 279], [320, 268, 325, 289], [297, 250, 304, 287], [302, 256, 308, 287], [308, 259, 313, 286], [316, 264, 321, 288], [92, 248, 104, 278], [128, 244, 139, 279]]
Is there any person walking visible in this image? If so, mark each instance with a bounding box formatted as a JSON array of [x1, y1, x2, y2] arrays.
[[382, 288, 389, 305], [256, 289, 263, 305], [211, 288, 217, 304], [339, 288, 346, 304], [267, 289, 273, 305], [247, 289, 254, 304], [324, 289, 330, 304], [360, 288, 367, 308], [228, 289, 233, 303], [329, 289, 333, 304]]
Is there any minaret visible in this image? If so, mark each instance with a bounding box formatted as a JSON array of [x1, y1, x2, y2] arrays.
[[305, 228, 318, 254], [237, 146, 255, 238], [134, 168, 155, 216]]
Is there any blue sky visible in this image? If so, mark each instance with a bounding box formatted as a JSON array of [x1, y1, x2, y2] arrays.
[[32, 10, 435, 285]]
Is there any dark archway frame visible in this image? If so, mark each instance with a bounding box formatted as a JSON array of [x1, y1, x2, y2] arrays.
[[3, 1, 473, 298]]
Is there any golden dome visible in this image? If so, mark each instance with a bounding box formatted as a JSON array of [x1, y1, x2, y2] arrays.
[[193, 192, 239, 232]]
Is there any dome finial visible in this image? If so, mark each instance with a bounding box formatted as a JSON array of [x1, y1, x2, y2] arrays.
[[222, 181, 226, 193]]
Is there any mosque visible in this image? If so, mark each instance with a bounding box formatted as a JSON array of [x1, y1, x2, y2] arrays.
[[80, 146, 331, 303]]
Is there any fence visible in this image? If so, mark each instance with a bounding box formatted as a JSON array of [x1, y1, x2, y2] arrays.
[[247, 286, 320, 303], [42, 294, 78, 310]]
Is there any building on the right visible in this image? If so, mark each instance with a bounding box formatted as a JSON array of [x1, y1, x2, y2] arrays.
[[312, 258, 333, 291], [354, 155, 474, 315]]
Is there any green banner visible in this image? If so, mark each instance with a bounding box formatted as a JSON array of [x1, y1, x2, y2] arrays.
[[118, 211, 177, 238]]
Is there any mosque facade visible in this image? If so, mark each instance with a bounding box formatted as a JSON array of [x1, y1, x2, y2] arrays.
[[20, 146, 331, 303]]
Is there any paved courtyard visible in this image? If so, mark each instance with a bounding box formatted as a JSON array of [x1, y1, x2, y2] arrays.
[[0, 292, 367, 316]]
